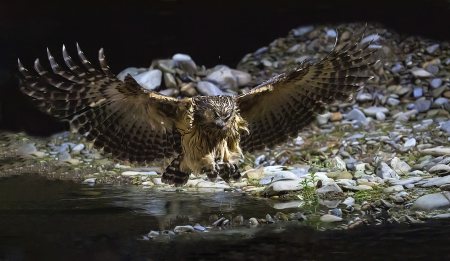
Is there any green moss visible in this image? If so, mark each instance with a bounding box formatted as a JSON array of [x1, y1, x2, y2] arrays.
[[353, 186, 384, 204]]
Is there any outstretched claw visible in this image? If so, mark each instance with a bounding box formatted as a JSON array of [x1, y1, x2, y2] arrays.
[[217, 162, 241, 182], [162, 154, 190, 187], [202, 164, 219, 182]]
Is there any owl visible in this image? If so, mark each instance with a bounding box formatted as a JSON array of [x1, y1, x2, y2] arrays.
[[18, 31, 378, 186]]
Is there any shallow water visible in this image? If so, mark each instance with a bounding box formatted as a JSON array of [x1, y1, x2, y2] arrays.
[[1, 175, 450, 260]]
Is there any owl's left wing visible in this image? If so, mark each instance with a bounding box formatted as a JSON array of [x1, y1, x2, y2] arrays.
[[237, 34, 378, 152]]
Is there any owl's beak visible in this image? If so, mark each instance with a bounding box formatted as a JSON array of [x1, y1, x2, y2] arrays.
[[215, 119, 226, 129]]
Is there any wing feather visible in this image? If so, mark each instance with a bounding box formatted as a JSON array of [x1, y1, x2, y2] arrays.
[[237, 32, 379, 152], [18, 45, 190, 163]]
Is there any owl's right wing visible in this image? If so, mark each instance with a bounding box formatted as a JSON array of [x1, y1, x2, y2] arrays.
[[18, 45, 191, 163]]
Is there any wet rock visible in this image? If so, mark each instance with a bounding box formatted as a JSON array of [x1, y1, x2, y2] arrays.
[[272, 201, 302, 209], [196, 81, 224, 96], [82, 178, 96, 184], [248, 217, 259, 227], [264, 180, 302, 195], [265, 214, 275, 224], [117, 67, 146, 81], [387, 97, 400, 106], [174, 225, 195, 233], [403, 138, 417, 150], [133, 70, 162, 90], [196, 181, 230, 189], [320, 214, 343, 223], [412, 192, 450, 210], [376, 162, 400, 180], [346, 108, 368, 125], [428, 164, 450, 176], [411, 68, 433, 78], [274, 212, 290, 221], [172, 53, 197, 74], [414, 99, 432, 112], [147, 230, 160, 239], [431, 213, 450, 219], [121, 171, 158, 176], [316, 182, 344, 198], [356, 92, 373, 102], [390, 157, 411, 175]]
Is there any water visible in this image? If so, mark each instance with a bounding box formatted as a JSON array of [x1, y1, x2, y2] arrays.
[[1, 175, 450, 260]]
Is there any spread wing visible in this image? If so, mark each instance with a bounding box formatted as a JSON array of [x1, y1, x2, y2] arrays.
[[237, 33, 378, 152], [18, 44, 190, 163]]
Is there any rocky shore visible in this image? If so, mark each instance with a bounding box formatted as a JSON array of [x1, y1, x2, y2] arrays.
[[1, 23, 449, 234]]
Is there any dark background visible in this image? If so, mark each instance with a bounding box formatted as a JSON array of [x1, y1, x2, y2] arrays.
[[0, 0, 449, 135]]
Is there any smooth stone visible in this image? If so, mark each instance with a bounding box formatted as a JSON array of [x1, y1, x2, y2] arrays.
[[387, 97, 400, 106], [357, 92, 373, 102], [147, 231, 160, 238], [330, 112, 343, 122], [342, 197, 355, 207], [440, 121, 450, 134], [393, 110, 418, 122], [82, 178, 96, 184], [71, 143, 85, 153], [421, 176, 450, 187], [196, 81, 224, 96], [360, 34, 381, 44], [249, 218, 259, 226], [428, 164, 450, 176], [163, 73, 177, 89], [376, 112, 386, 121], [316, 182, 344, 197], [260, 171, 299, 185], [329, 208, 342, 218], [413, 87, 423, 98], [133, 69, 162, 91], [430, 78, 443, 88], [172, 53, 197, 74], [193, 224, 206, 232], [414, 99, 432, 113], [326, 29, 337, 38], [173, 225, 195, 233], [316, 112, 331, 125], [292, 25, 314, 36], [320, 214, 343, 223], [230, 69, 252, 86], [17, 143, 37, 156], [412, 192, 450, 210], [376, 162, 400, 180], [272, 201, 302, 209], [420, 147, 450, 156], [434, 98, 449, 106], [206, 66, 238, 90], [346, 109, 368, 125], [426, 44, 439, 54], [363, 106, 389, 116], [117, 67, 146, 81], [390, 177, 423, 186], [411, 68, 433, 78], [265, 180, 302, 194], [391, 63, 404, 73], [383, 185, 404, 193], [121, 171, 158, 176], [244, 168, 264, 180], [390, 157, 412, 174], [403, 138, 417, 149]]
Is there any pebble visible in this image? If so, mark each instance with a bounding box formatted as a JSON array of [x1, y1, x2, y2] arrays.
[[196, 181, 230, 189], [360, 34, 381, 44], [272, 201, 302, 209], [411, 68, 433, 78], [420, 147, 450, 156], [440, 121, 450, 134], [193, 224, 206, 232], [363, 106, 389, 116], [393, 110, 418, 122], [428, 164, 450, 176], [412, 192, 450, 210], [430, 78, 443, 88], [196, 81, 224, 96], [173, 225, 195, 233], [264, 180, 302, 195], [206, 66, 238, 90], [117, 67, 146, 81], [172, 53, 197, 74], [383, 185, 404, 193], [320, 214, 343, 223], [403, 138, 417, 150], [390, 157, 411, 174], [375, 112, 386, 121], [248, 217, 259, 227], [414, 99, 432, 112], [316, 112, 331, 125], [426, 44, 439, 54], [121, 171, 158, 176], [292, 25, 314, 36], [420, 175, 450, 187], [58, 151, 71, 162], [346, 109, 368, 126], [82, 178, 96, 184], [243, 168, 264, 179], [342, 197, 355, 207], [133, 70, 163, 91], [413, 87, 423, 98], [387, 97, 400, 106], [356, 92, 373, 102], [316, 182, 344, 198], [434, 98, 448, 107], [376, 162, 400, 180]]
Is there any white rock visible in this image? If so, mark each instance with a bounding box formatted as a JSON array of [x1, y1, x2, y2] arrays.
[[421, 176, 450, 187], [360, 34, 381, 44], [173, 225, 194, 233], [316, 182, 343, 196], [272, 201, 302, 209], [403, 138, 417, 149], [383, 185, 404, 193], [266, 180, 302, 192], [133, 70, 162, 91], [390, 157, 412, 175], [230, 69, 252, 86], [342, 197, 355, 207], [331, 157, 347, 171], [206, 66, 238, 90], [117, 67, 147, 81], [121, 171, 158, 176], [420, 147, 450, 156], [196, 81, 224, 96], [411, 68, 433, 78], [376, 162, 400, 179], [412, 192, 450, 210], [428, 164, 450, 175], [375, 112, 386, 121], [82, 178, 96, 184], [172, 53, 197, 74], [320, 214, 343, 223], [316, 112, 331, 125], [363, 106, 389, 116], [71, 144, 85, 153]]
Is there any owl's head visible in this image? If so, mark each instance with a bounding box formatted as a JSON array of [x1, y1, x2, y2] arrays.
[[193, 96, 236, 131]]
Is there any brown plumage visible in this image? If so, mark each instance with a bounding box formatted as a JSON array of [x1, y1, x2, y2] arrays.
[[18, 31, 378, 186]]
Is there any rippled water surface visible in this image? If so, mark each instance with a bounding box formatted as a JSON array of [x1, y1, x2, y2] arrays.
[[1, 175, 450, 260]]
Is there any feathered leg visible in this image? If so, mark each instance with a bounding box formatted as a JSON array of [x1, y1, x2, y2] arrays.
[[162, 154, 190, 186], [217, 162, 241, 182]]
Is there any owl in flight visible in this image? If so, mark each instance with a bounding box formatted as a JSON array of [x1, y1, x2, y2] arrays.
[[18, 31, 377, 186]]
